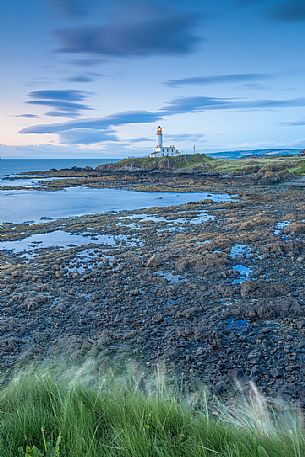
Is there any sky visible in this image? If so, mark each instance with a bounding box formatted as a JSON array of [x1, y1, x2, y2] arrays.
[[1, 0, 305, 158]]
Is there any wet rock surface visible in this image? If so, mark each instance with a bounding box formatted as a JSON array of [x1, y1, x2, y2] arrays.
[[0, 172, 304, 405]]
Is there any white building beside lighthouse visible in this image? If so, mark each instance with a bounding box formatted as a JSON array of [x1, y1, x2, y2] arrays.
[[149, 126, 180, 158]]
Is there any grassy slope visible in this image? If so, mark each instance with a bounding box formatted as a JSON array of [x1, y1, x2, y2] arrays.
[[114, 154, 305, 176], [1, 369, 304, 457]]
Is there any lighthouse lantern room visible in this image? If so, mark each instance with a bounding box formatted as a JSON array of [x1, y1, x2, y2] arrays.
[[149, 126, 180, 158]]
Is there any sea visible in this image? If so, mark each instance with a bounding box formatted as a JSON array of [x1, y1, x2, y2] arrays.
[[0, 158, 234, 225], [0, 158, 117, 178]]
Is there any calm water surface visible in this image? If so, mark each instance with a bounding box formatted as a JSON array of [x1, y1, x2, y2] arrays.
[[0, 159, 235, 226], [0, 159, 116, 178], [0, 187, 233, 224]]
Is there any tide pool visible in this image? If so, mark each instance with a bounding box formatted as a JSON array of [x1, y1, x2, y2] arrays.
[[0, 186, 234, 224]]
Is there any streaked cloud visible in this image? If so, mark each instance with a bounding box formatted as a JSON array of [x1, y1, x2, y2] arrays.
[[26, 89, 94, 118], [51, 0, 98, 17], [161, 95, 305, 115], [45, 111, 80, 118], [281, 119, 305, 126], [28, 90, 91, 101], [27, 99, 92, 112], [69, 58, 106, 67], [20, 93, 305, 149], [59, 128, 118, 144], [20, 110, 162, 135], [166, 133, 206, 142], [240, 0, 305, 22], [269, 1, 305, 22], [128, 137, 151, 143], [55, 4, 203, 57], [164, 73, 272, 87], [15, 113, 39, 118], [66, 72, 102, 83]]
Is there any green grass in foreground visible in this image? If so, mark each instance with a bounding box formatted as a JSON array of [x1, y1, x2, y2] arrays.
[[0, 367, 304, 457]]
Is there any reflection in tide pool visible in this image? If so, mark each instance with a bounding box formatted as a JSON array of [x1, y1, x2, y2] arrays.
[[0, 230, 128, 256], [230, 244, 252, 259], [0, 178, 41, 187], [0, 186, 234, 224], [274, 220, 291, 236], [122, 210, 214, 229], [226, 318, 250, 332], [0, 176, 77, 188], [232, 264, 253, 283]]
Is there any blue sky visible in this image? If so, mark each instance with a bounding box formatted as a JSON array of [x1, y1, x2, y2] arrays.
[[1, 0, 305, 158]]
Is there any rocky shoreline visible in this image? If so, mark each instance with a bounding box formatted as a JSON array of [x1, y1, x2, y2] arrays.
[[0, 168, 304, 405]]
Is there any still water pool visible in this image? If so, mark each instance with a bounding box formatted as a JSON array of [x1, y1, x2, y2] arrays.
[[0, 186, 234, 224]]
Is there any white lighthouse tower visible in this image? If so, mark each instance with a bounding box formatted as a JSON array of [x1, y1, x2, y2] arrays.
[[149, 126, 180, 158], [156, 126, 163, 148]]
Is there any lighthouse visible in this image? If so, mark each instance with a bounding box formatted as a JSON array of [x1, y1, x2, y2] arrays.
[[149, 126, 180, 158], [156, 126, 163, 148]]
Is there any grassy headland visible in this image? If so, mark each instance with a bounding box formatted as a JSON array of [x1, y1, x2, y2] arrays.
[[112, 153, 305, 178], [16, 153, 305, 193], [1, 367, 304, 457]]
